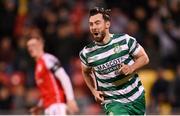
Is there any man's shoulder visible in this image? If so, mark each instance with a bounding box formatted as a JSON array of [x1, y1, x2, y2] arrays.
[[111, 33, 137, 43], [85, 41, 96, 48], [111, 33, 126, 39], [42, 53, 58, 62], [41, 53, 59, 69], [80, 41, 96, 53]]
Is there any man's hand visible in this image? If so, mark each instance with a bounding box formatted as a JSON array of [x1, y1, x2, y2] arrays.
[[119, 63, 134, 75], [92, 89, 104, 103], [67, 99, 79, 114], [29, 106, 43, 115]]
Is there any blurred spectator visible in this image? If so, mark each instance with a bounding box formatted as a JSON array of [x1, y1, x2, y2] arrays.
[[168, 0, 180, 26], [13, 0, 28, 38], [87, 0, 106, 11], [110, 7, 128, 34], [13, 35, 35, 87], [0, 37, 15, 73], [0, 86, 12, 111], [170, 64, 180, 114], [11, 84, 26, 110], [133, 6, 147, 33], [28, 0, 44, 20], [46, 21, 77, 74], [150, 67, 171, 114], [143, 33, 160, 68], [13, 36, 33, 72], [0, 0, 17, 37], [46, 0, 70, 12], [126, 20, 143, 44], [70, 0, 86, 36], [24, 88, 40, 112]]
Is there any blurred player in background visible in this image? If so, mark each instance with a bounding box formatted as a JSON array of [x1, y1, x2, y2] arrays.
[[79, 7, 149, 115], [27, 34, 79, 115]]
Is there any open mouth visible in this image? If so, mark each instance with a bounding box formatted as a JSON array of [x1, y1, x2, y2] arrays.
[[94, 32, 99, 36]]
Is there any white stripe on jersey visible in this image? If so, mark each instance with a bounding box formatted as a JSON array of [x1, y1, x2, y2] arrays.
[[102, 77, 140, 94], [132, 44, 141, 56], [103, 85, 144, 103], [88, 44, 128, 63]]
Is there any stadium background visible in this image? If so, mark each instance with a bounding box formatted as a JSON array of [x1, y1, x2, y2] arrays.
[[0, 0, 180, 115]]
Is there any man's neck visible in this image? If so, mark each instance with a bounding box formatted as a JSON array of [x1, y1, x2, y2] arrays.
[[97, 31, 112, 45], [103, 32, 111, 44], [35, 51, 44, 61]]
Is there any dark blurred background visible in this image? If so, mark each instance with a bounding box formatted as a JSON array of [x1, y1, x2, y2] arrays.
[[0, 0, 180, 115]]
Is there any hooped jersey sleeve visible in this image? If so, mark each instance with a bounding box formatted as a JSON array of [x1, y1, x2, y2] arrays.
[[79, 48, 90, 67], [126, 34, 141, 56]]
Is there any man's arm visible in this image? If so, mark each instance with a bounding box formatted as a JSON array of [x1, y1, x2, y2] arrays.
[[44, 55, 75, 102], [81, 64, 104, 102], [55, 68, 79, 114], [131, 46, 149, 72], [119, 46, 149, 75], [55, 68, 74, 101], [42, 55, 79, 114]]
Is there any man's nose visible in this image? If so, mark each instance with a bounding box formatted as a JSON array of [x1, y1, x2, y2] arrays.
[[92, 26, 98, 31], [92, 24, 98, 29]]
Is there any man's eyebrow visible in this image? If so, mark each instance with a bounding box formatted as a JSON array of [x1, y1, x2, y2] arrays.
[[89, 20, 101, 24], [95, 20, 101, 23]]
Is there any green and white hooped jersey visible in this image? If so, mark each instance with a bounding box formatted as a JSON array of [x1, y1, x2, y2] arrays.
[[79, 34, 145, 104]]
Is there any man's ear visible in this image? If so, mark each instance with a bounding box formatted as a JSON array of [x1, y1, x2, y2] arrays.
[[106, 21, 110, 29]]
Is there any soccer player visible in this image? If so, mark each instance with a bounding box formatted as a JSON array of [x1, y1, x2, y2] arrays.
[[27, 34, 79, 115], [79, 7, 149, 115]]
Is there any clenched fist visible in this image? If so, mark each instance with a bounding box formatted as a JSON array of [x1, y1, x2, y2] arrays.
[[119, 63, 134, 75]]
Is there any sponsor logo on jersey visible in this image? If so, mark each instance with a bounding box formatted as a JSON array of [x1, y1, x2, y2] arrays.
[[94, 58, 124, 74], [96, 58, 122, 71]]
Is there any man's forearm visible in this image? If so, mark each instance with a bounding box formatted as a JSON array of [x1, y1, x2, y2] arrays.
[[82, 69, 105, 103], [55, 68, 74, 101], [37, 99, 43, 108], [82, 71, 95, 93]]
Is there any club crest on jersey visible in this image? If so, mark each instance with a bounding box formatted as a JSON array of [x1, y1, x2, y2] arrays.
[[114, 44, 121, 53]]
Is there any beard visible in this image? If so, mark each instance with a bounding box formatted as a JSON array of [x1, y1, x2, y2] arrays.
[[92, 31, 106, 42]]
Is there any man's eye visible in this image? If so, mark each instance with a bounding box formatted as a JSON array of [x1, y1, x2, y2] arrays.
[[96, 22, 101, 25], [89, 23, 93, 26]]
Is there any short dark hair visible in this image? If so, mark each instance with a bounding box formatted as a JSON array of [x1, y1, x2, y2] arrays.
[[89, 7, 111, 21], [26, 34, 44, 44]]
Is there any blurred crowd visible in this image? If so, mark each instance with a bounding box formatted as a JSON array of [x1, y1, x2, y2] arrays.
[[0, 0, 180, 115]]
